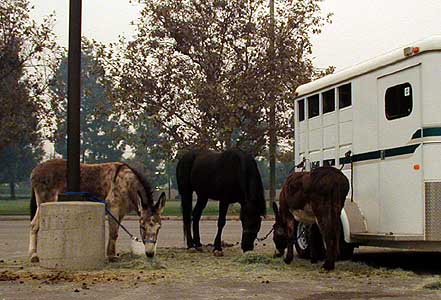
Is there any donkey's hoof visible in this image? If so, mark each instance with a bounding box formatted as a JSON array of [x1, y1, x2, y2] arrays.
[[108, 256, 120, 263], [30, 254, 39, 263], [273, 251, 283, 258], [283, 255, 293, 264], [213, 250, 224, 257]]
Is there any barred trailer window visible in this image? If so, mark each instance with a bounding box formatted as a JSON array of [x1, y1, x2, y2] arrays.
[[385, 83, 413, 120], [322, 89, 335, 113], [298, 99, 305, 121], [339, 83, 352, 109], [307, 94, 319, 118]]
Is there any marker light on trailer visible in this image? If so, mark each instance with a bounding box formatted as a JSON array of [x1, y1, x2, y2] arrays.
[[403, 46, 420, 57]]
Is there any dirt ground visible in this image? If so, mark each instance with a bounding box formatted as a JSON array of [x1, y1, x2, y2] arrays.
[[1, 218, 441, 300]]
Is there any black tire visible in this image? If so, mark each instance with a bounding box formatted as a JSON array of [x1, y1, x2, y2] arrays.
[[295, 219, 354, 260], [294, 220, 311, 259]]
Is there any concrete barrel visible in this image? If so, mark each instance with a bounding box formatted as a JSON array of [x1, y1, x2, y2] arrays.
[[38, 201, 105, 270]]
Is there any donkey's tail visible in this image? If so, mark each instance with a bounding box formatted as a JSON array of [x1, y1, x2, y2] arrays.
[[30, 188, 37, 221], [176, 151, 197, 242], [331, 181, 344, 257]]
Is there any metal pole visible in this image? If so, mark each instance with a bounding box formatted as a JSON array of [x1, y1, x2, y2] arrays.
[[67, 0, 82, 192], [269, 0, 276, 205]]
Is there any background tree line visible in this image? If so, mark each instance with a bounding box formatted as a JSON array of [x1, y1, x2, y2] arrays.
[[0, 0, 333, 199]]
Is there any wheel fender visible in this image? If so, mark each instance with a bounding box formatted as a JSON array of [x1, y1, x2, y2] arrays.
[[340, 209, 351, 243]]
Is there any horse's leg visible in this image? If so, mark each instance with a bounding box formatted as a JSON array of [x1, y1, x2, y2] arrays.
[[284, 215, 296, 264], [181, 192, 194, 249], [213, 201, 229, 256], [192, 197, 208, 250], [107, 205, 121, 262]]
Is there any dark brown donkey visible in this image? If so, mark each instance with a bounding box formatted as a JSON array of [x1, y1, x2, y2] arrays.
[[29, 159, 166, 262], [272, 166, 349, 270]]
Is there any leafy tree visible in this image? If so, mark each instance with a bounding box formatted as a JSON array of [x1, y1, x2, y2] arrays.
[[256, 154, 295, 190], [0, 0, 58, 153], [124, 116, 170, 189], [50, 38, 126, 163], [100, 0, 333, 157], [0, 143, 43, 199]]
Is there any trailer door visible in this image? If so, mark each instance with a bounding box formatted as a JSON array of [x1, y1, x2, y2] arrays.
[[377, 64, 423, 235]]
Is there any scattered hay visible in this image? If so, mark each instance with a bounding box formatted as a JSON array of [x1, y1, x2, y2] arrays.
[[0, 248, 424, 288], [105, 252, 166, 270], [424, 281, 441, 290], [0, 270, 20, 281], [234, 251, 272, 264]]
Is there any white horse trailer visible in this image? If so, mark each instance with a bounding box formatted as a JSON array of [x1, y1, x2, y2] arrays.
[[294, 36, 441, 254]]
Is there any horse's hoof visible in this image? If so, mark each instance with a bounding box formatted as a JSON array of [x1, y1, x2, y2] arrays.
[[310, 258, 318, 264], [213, 250, 224, 257], [108, 256, 120, 263], [321, 261, 335, 271], [187, 247, 198, 253], [195, 246, 204, 252], [30, 254, 39, 263]]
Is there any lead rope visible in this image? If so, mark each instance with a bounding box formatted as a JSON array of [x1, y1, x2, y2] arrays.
[[339, 150, 354, 202], [256, 227, 274, 242], [72, 192, 141, 243], [255, 225, 306, 243]]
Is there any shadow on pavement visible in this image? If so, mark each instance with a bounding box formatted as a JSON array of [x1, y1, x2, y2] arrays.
[[352, 250, 441, 275]]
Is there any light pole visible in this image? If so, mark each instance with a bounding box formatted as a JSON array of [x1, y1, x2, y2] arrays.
[[269, 0, 276, 205], [67, 0, 82, 193]]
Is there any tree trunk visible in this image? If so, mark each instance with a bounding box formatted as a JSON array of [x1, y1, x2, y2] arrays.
[[9, 182, 16, 200]]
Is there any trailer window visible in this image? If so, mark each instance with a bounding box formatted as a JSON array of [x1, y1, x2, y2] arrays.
[[298, 99, 305, 121], [385, 83, 413, 120], [310, 161, 320, 169], [308, 94, 319, 118], [323, 159, 335, 166], [322, 89, 335, 114], [339, 83, 352, 109]]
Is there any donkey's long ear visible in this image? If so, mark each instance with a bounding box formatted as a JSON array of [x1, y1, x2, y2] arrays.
[[272, 202, 280, 221], [154, 192, 167, 214]]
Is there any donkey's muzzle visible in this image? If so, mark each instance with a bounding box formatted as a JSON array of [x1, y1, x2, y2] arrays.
[[144, 240, 157, 258]]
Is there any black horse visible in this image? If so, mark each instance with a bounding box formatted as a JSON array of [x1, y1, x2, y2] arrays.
[[176, 149, 266, 255]]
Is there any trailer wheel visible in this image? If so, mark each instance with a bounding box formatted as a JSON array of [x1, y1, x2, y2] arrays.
[[295, 220, 354, 260], [294, 220, 311, 259]]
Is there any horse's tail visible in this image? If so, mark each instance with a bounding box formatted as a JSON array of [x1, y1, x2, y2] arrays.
[[176, 151, 197, 242], [30, 188, 37, 221]]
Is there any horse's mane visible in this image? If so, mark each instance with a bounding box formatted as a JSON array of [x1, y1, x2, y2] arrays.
[[115, 163, 154, 208]]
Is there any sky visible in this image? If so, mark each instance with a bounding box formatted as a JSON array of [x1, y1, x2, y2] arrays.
[[29, 0, 441, 72]]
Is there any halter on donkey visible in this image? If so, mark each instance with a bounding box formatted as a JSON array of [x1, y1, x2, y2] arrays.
[[29, 159, 166, 262]]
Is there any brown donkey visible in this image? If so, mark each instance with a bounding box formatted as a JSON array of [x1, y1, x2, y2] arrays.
[[272, 166, 349, 270], [29, 159, 166, 262]]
